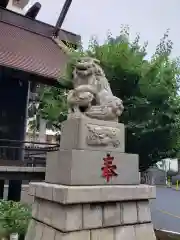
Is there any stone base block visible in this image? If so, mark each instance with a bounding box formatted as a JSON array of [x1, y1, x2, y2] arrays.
[[26, 183, 156, 239], [46, 149, 139, 185], [29, 182, 156, 204], [60, 117, 125, 152], [31, 197, 152, 232], [25, 220, 156, 240]]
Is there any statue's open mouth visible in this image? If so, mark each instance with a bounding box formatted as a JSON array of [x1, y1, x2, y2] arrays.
[[76, 62, 91, 71], [77, 66, 87, 71]]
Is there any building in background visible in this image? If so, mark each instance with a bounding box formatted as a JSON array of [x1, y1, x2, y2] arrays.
[[157, 158, 178, 176], [26, 118, 60, 144], [141, 158, 179, 185], [26, 127, 60, 144]]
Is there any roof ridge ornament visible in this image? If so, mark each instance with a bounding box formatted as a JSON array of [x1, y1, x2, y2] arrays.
[[10, 0, 29, 9], [25, 2, 41, 19]]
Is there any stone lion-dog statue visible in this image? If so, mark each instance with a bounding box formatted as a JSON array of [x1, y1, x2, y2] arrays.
[[67, 57, 124, 122]]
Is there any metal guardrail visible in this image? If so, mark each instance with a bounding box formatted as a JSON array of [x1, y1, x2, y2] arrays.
[[0, 139, 60, 167], [155, 229, 180, 240]]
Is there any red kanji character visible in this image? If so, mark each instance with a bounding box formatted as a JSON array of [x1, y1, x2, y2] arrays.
[[101, 153, 118, 182]]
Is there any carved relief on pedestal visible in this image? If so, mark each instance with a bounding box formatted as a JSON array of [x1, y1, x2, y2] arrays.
[[86, 124, 121, 148]]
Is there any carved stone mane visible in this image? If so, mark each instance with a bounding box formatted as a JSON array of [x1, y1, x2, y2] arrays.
[[67, 57, 124, 122], [92, 64, 112, 95]]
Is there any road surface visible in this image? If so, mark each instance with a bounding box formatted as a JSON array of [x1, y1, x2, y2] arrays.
[[150, 186, 180, 232]]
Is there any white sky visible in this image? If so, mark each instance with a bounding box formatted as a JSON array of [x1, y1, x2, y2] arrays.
[[28, 0, 180, 58]]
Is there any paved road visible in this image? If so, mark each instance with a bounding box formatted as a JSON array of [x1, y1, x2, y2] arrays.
[[150, 186, 180, 232]]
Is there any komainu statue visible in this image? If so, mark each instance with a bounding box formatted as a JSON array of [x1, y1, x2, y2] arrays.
[[67, 57, 124, 122]]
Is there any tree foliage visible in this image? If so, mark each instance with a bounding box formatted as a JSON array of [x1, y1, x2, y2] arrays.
[[38, 87, 68, 130], [0, 200, 31, 237], [39, 28, 180, 171]]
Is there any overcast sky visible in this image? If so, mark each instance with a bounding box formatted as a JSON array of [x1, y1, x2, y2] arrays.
[[28, 0, 180, 58]]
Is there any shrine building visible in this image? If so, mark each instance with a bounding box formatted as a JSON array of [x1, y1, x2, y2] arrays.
[[0, 0, 80, 201]]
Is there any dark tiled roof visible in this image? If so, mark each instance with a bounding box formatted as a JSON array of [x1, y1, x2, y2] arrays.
[[0, 7, 80, 45], [0, 21, 68, 80]]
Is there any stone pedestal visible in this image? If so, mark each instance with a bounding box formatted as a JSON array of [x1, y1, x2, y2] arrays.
[[25, 117, 156, 240]]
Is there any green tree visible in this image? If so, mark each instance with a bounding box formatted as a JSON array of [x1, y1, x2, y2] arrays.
[[38, 86, 68, 130], [39, 28, 180, 172]]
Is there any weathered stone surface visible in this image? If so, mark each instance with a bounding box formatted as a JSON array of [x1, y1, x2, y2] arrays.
[[29, 222, 91, 240], [34, 198, 83, 232], [45, 149, 139, 185], [26, 194, 156, 239], [50, 202, 65, 231], [21, 189, 34, 204], [54, 184, 101, 204], [122, 202, 138, 224], [46, 151, 71, 187], [36, 182, 53, 200], [30, 197, 155, 234], [55, 229, 91, 240], [37, 199, 52, 225], [26, 221, 156, 240], [137, 200, 151, 223], [60, 118, 125, 152], [34, 221, 44, 240], [90, 228, 114, 240], [66, 57, 124, 122], [115, 226, 136, 239], [64, 204, 83, 231], [31, 198, 39, 218], [42, 225, 56, 240], [54, 232, 62, 240], [52, 184, 68, 203], [86, 124, 121, 148], [28, 183, 36, 196], [32, 197, 155, 233], [103, 202, 121, 226], [83, 204, 102, 229], [25, 220, 44, 240], [25, 220, 36, 240], [29, 182, 156, 204], [135, 223, 156, 240]]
